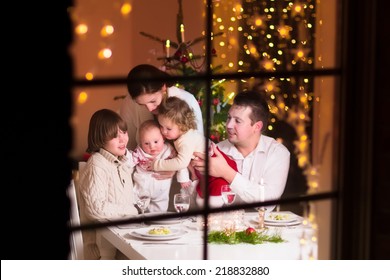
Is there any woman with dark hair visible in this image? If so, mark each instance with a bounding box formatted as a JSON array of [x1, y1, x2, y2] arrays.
[[119, 64, 204, 151]]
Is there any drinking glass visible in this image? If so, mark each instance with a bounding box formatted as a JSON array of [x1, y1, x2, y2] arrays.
[[221, 184, 236, 206], [134, 187, 151, 227], [173, 193, 190, 229]]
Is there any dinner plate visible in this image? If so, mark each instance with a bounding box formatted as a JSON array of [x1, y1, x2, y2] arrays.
[[134, 227, 181, 238], [265, 211, 298, 223], [249, 217, 302, 227], [264, 219, 302, 227], [129, 228, 187, 241]]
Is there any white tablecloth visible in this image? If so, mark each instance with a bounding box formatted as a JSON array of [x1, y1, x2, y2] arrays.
[[100, 212, 317, 260]]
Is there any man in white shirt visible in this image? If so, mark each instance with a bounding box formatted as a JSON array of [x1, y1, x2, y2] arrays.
[[191, 90, 290, 211]]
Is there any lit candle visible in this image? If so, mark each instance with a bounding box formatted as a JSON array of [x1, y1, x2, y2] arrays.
[[222, 92, 235, 107], [180, 24, 185, 42], [165, 39, 170, 57]]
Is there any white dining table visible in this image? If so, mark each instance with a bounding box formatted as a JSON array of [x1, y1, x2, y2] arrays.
[[99, 211, 317, 260]]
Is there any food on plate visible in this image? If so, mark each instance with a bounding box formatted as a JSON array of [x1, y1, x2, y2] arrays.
[[148, 227, 171, 235], [268, 213, 290, 221]]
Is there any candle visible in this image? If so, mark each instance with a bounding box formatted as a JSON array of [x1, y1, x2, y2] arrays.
[[165, 39, 170, 57], [222, 92, 235, 107], [260, 178, 265, 202], [260, 186, 265, 202], [180, 24, 185, 42]]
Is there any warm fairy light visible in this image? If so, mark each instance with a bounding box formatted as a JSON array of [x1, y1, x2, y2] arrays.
[[100, 24, 114, 37], [120, 2, 132, 16], [75, 23, 88, 35], [266, 84, 274, 91], [291, 2, 305, 17], [233, 4, 242, 14], [277, 24, 291, 39], [262, 59, 274, 70], [248, 43, 259, 58], [278, 102, 285, 109], [98, 48, 112, 59], [85, 72, 94, 80], [255, 17, 263, 26], [77, 91, 88, 104], [229, 37, 237, 45], [298, 156, 308, 167]]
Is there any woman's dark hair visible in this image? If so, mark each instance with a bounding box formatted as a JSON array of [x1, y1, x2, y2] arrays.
[[126, 64, 175, 99], [233, 90, 270, 131], [86, 109, 127, 153]]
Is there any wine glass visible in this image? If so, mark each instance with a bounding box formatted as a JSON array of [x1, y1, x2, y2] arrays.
[[173, 193, 190, 229], [134, 187, 151, 227], [221, 184, 236, 206]]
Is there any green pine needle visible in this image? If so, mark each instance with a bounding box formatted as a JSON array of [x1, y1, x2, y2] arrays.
[[207, 230, 285, 245]]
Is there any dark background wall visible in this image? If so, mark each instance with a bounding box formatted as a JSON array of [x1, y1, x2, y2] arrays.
[[371, 0, 390, 259], [2, 1, 73, 259], [339, 0, 390, 259]]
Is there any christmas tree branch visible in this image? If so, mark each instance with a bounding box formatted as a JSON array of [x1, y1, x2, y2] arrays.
[[140, 31, 180, 49], [187, 31, 224, 47]]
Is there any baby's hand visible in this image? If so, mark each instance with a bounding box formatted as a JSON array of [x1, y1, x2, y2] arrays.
[[180, 181, 192, 189]]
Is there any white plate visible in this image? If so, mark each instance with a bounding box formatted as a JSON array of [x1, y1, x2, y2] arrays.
[[133, 227, 181, 238], [265, 211, 298, 223], [129, 229, 187, 241], [265, 219, 302, 227], [249, 217, 302, 227]]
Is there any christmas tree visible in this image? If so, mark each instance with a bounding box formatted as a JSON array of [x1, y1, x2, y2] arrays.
[[139, 0, 227, 142]]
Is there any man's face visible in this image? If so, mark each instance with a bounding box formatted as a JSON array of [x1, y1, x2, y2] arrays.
[[226, 105, 261, 146]]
